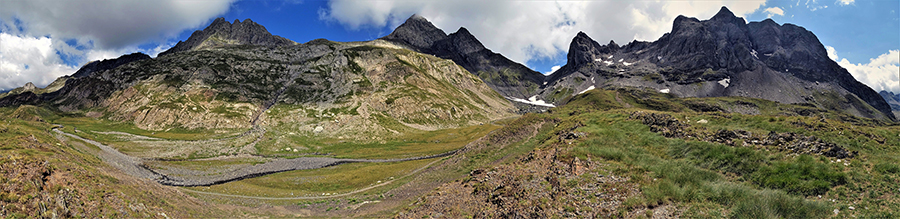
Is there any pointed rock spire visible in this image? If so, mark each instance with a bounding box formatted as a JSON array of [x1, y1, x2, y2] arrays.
[[381, 14, 448, 50], [712, 6, 736, 20], [566, 31, 603, 67], [446, 27, 486, 54], [710, 6, 745, 24]]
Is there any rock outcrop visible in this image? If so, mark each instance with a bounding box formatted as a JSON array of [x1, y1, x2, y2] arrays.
[[158, 18, 295, 56], [72, 53, 151, 78]]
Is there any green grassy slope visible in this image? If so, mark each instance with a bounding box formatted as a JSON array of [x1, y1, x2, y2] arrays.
[[402, 87, 900, 218]]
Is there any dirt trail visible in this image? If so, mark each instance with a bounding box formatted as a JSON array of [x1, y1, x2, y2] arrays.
[[53, 129, 163, 180], [52, 127, 457, 187]]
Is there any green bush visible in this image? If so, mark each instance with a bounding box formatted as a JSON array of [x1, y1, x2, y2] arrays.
[[729, 189, 829, 219], [669, 141, 765, 176], [750, 155, 847, 196]]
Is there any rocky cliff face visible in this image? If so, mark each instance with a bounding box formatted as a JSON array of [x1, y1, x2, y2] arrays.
[[879, 91, 900, 118], [382, 15, 546, 102], [158, 18, 295, 56], [543, 6, 895, 121]]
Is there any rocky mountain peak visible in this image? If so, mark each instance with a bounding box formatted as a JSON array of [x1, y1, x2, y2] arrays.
[[445, 27, 487, 55], [710, 6, 746, 25], [22, 82, 36, 91], [381, 14, 448, 50], [711, 6, 736, 20], [159, 17, 294, 56], [381, 15, 546, 101], [546, 6, 896, 121], [566, 32, 604, 67]]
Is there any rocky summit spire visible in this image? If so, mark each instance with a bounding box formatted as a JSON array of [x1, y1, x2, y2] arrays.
[[710, 6, 745, 24], [159, 17, 295, 56], [381, 14, 448, 50], [444, 27, 486, 55], [566, 32, 610, 67]]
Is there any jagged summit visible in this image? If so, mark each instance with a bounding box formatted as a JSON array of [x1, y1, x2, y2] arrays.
[[381, 14, 448, 50], [381, 15, 546, 101], [22, 82, 36, 92], [545, 6, 895, 121], [159, 17, 295, 56], [711, 6, 735, 20], [565, 32, 604, 67]]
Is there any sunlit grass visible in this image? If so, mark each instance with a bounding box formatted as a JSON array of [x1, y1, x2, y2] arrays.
[[190, 158, 436, 197]]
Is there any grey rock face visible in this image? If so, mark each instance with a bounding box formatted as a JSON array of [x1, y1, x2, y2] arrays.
[[545, 6, 895, 121], [382, 15, 546, 100], [72, 53, 151, 78], [880, 91, 900, 111], [158, 17, 295, 56], [381, 14, 448, 51]]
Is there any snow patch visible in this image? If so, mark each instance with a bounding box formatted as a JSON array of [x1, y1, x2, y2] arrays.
[[591, 77, 595, 83], [623, 61, 633, 66], [659, 89, 670, 94], [618, 58, 624, 62], [578, 86, 596, 94], [718, 78, 731, 88], [543, 81, 547, 85], [509, 95, 555, 107], [608, 55, 613, 59], [594, 58, 603, 62], [751, 49, 758, 59], [603, 60, 614, 66]]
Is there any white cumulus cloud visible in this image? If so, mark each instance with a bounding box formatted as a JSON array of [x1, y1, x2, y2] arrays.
[[0, 33, 76, 90], [827, 46, 900, 94], [0, 0, 235, 50], [0, 0, 235, 90], [838, 0, 855, 6], [764, 7, 785, 18], [545, 65, 562, 75], [320, 0, 766, 67]]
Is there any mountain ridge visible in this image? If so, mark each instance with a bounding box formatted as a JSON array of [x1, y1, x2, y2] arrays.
[[541, 6, 895, 121], [381, 15, 546, 103], [158, 17, 295, 56]]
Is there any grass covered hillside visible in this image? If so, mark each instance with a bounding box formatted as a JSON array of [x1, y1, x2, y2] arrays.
[[2, 87, 898, 218], [0, 105, 231, 218], [401, 88, 900, 218]]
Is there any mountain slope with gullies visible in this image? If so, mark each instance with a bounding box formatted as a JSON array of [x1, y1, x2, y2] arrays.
[[541, 6, 895, 121], [0, 18, 514, 138], [381, 15, 547, 108]]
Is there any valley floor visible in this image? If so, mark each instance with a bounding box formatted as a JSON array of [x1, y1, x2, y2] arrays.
[[2, 88, 900, 218]]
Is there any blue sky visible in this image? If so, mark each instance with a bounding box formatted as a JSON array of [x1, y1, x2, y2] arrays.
[[1, 0, 898, 93]]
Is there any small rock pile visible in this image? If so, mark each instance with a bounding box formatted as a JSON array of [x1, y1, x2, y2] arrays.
[[629, 111, 687, 138]]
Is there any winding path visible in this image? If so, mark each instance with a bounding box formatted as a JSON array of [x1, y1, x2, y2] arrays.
[[52, 127, 457, 187]]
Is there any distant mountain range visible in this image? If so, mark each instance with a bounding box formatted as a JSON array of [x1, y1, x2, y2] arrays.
[[879, 90, 900, 118], [0, 6, 895, 122]]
